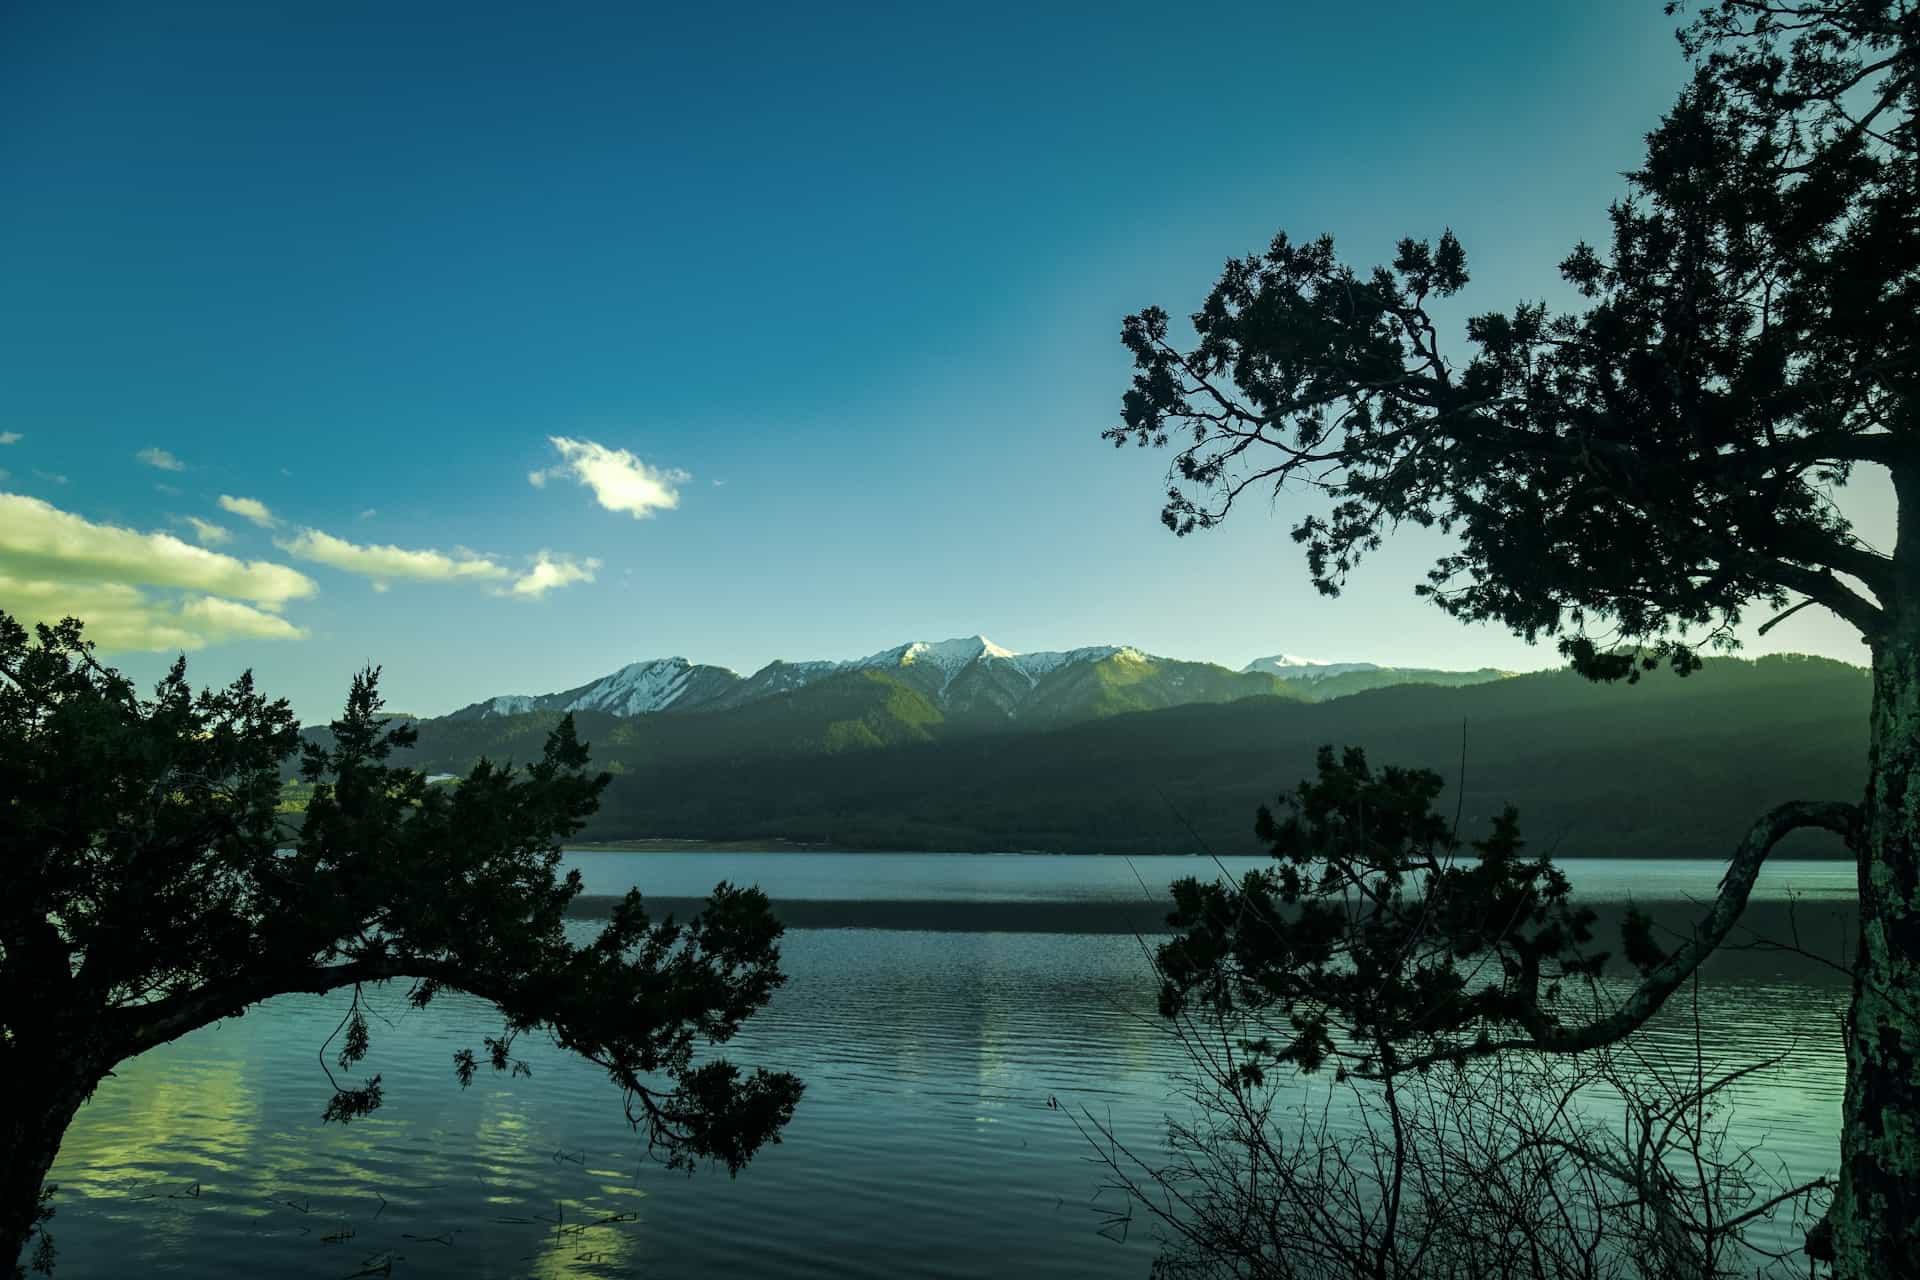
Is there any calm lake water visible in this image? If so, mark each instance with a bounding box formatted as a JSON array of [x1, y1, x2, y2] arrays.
[[48, 854, 1855, 1278]]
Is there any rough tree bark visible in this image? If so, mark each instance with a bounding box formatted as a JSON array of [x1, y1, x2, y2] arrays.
[[1, 1051, 100, 1276], [1835, 478, 1920, 1276]]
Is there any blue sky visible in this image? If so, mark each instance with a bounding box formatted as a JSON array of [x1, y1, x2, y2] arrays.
[[0, 0, 1884, 718]]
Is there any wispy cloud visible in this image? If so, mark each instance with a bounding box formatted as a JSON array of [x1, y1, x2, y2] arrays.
[[0, 432, 20, 445], [184, 516, 231, 546], [530, 436, 687, 519], [34, 470, 68, 485], [0, 494, 314, 652], [505, 552, 599, 600], [279, 528, 511, 585], [218, 494, 278, 528], [136, 447, 186, 472], [281, 526, 599, 601]]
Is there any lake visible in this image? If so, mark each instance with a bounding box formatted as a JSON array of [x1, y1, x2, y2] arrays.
[[46, 854, 1855, 1278]]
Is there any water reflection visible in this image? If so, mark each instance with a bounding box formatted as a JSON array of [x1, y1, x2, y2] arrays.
[[557, 852, 1858, 906], [50, 922, 1848, 1278]]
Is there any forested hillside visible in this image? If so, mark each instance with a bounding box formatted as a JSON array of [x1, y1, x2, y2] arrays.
[[385, 654, 1868, 856]]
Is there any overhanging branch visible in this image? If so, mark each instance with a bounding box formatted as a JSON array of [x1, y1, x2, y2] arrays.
[[1379, 798, 1859, 1073], [112, 955, 506, 1057]]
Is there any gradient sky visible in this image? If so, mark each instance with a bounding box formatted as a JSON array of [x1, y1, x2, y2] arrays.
[[0, 0, 1887, 719]]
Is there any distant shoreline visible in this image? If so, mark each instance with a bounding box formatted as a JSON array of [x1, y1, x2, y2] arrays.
[[568, 837, 852, 853], [566, 839, 1167, 855], [561, 894, 1857, 983], [563, 839, 1855, 859]]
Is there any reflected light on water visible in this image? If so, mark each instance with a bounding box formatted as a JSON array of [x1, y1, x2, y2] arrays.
[[50, 871, 1851, 1278]]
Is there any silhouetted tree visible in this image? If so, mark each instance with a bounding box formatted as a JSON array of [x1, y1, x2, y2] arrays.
[[1097, 747, 1831, 1278], [1106, 4, 1915, 1274], [0, 615, 802, 1276]]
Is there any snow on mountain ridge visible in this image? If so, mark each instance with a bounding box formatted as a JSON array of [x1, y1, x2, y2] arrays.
[[460, 657, 744, 720], [563, 658, 705, 716], [842, 635, 1144, 691], [1242, 654, 1384, 681], [998, 644, 1124, 683], [483, 694, 538, 716], [850, 634, 1006, 671], [901, 637, 1008, 689], [457, 637, 1296, 722]]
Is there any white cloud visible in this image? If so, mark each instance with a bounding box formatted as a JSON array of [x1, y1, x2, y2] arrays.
[[218, 494, 278, 528], [177, 595, 307, 642], [0, 432, 20, 445], [531, 436, 687, 518], [184, 516, 231, 546], [136, 447, 186, 472], [0, 575, 305, 651], [0, 493, 316, 605], [0, 495, 314, 653], [277, 526, 598, 603], [34, 470, 68, 485], [505, 552, 599, 600], [279, 528, 512, 585]]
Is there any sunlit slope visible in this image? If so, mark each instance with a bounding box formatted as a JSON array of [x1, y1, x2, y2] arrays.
[[393, 651, 1316, 768], [587, 655, 1864, 855]]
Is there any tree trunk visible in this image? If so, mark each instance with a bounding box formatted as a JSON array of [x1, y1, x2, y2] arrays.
[[1, 1073, 91, 1278], [1831, 633, 1920, 1279]]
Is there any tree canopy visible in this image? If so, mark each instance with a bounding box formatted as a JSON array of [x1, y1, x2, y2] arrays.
[[1109, 0, 1913, 680], [1131, 747, 1840, 1278], [1108, 4, 1917, 1274], [1156, 746, 1853, 1078], [1, 614, 801, 1275]]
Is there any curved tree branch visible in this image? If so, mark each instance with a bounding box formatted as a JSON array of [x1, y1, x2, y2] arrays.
[[113, 955, 504, 1056], [1379, 798, 1860, 1074]]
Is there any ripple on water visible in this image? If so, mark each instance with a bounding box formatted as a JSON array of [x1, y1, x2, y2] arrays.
[[49, 925, 1845, 1278]]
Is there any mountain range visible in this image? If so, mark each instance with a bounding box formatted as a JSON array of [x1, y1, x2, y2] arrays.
[[365, 651, 1867, 857], [291, 637, 1873, 857], [444, 634, 1511, 727]]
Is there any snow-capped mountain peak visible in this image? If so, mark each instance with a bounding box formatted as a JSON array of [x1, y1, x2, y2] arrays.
[[570, 657, 705, 716], [1242, 653, 1383, 681], [841, 636, 1154, 689], [851, 635, 1024, 691], [450, 636, 1485, 726], [452, 656, 741, 720]]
